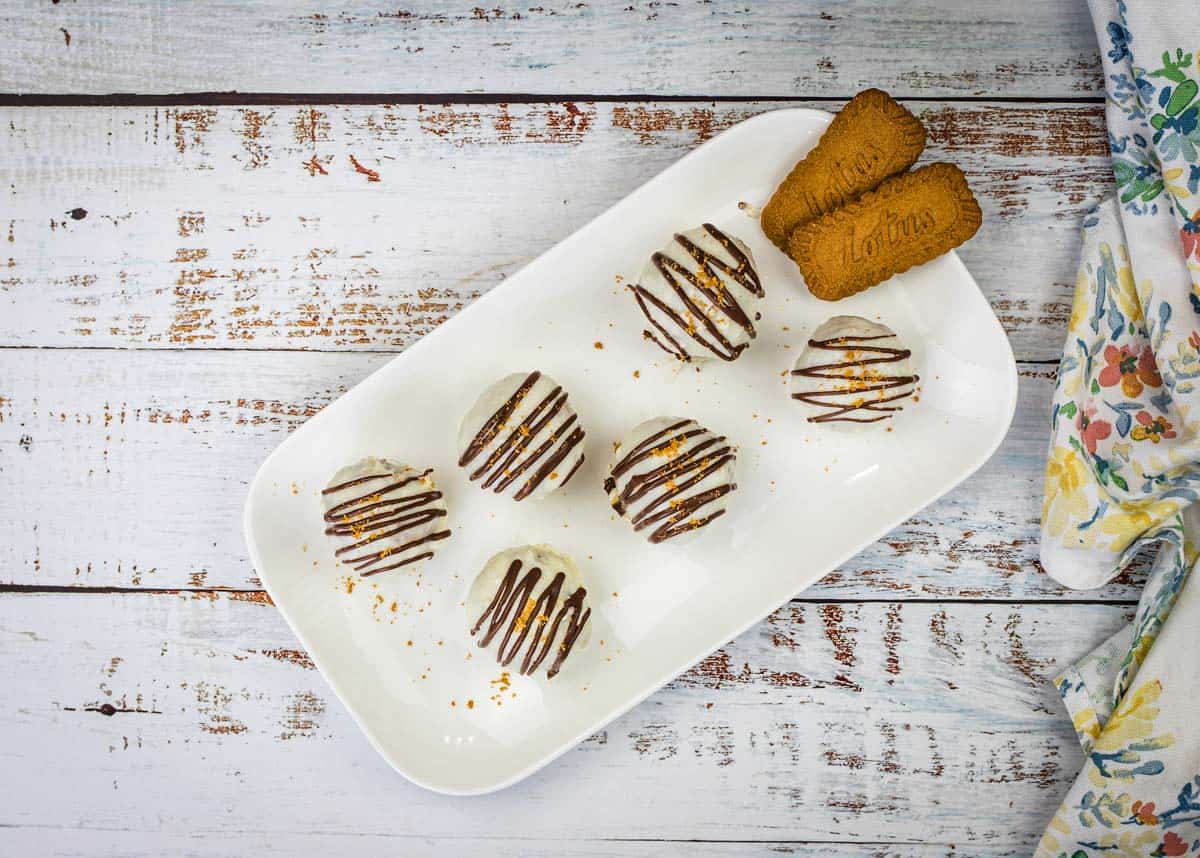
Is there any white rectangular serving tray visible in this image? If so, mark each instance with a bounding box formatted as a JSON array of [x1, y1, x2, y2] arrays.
[[244, 107, 1018, 795]]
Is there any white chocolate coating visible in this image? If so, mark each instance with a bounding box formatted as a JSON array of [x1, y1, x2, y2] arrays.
[[632, 224, 763, 362], [790, 315, 918, 428], [466, 544, 592, 679], [604, 416, 737, 544], [321, 457, 450, 576], [456, 371, 586, 501]]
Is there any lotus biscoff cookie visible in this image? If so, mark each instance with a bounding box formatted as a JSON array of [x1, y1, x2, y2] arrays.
[[786, 162, 982, 301], [760, 88, 926, 250]]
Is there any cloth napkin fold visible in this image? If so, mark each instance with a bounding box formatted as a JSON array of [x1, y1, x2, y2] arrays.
[[1036, 1, 1200, 854]]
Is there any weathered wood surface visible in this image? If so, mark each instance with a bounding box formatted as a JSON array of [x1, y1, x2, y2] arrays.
[[0, 839, 1033, 858], [0, 840, 1032, 858], [0, 349, 1141, 600], [0, 1, 1101, 98], [0, 592, 1129, 849], [1, 101, 1107, 361], [1, 3, 1120, 850]]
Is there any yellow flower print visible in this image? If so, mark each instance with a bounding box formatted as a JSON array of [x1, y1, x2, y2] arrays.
[[1125, 633, 1154, 675], [1098, 500, 1180, 553], [1164, 166, 1190, 201], [1074, 828, 1162, 857], [1129, 411, 1176, 443], [1087, 679, 1174, 788], [1113, 260, 1147, 326], [1071, 704, 1103, 745], [1099, 676, 1161, 753], [1043, 446, 1090, 537], [1070, 268, 1092, 333], [1034, 813, 1070, 857]]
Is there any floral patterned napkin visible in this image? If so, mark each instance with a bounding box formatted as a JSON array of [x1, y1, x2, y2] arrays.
[[1037, 1, 1200, 854]]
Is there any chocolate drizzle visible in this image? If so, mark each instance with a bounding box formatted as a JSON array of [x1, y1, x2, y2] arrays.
[[322, 466, 451, 576], [459, 371, 586, 500], [470, 557, 591, 679], [603, 418, 736, 543], [791, 333, 918, 423], [632, 223, 764, 362]]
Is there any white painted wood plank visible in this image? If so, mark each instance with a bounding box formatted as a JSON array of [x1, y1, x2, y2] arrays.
[[0, 830, 1028, 858], [0, 1, 1101, 98], [1, 102, 1106, 360], [0, 592, 1127, 847], [0, 349, 1136, 599]]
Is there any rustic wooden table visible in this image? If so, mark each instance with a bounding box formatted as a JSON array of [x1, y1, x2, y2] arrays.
[[0, 2, 1130, 854]]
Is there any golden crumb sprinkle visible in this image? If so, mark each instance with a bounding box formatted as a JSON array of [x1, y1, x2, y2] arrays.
[[406, 639, 413, 647], [513, 597, 538, 632], [652, 438, 684, 459], [632, 370, 640, 379], [467, 699, 475, 710], [594, 341, 604, 350]]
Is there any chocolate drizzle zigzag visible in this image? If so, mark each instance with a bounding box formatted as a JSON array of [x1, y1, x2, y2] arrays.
[[631, 223, 763, 362], [791, 333, 918, 423], [458, 371, 586, 501], [604, 418, 736, 543], [470, 557, 591, 679], [322, 466, 451, 576]]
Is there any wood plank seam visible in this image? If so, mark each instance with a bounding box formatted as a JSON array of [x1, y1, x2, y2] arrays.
[[0, 93, 1108, 107]]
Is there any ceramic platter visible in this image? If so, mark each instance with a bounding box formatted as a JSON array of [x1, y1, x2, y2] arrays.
[[244, 108, 1018, 795]]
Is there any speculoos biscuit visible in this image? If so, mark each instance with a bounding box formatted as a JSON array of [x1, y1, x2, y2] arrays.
[[760, 88, 927, 249], [786, 162, 982, 301]]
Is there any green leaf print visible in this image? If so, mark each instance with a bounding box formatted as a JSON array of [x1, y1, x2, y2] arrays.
[[1150, 48, 1193, 84], [1165, 78, 1198, 116]]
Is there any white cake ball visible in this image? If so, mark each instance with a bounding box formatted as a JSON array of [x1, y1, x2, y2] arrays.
[[630, 223, 764, 362], [790, 315, 918, 427], [466, 544, 592, 679], [321, 457, 451, 576], [604, 416, 737, 544], [457, 371, 586, 501]]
